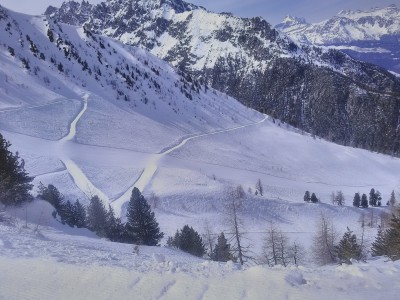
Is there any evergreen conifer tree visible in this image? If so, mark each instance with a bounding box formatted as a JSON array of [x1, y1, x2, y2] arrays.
[[335, 227, 361, 264], [169, 225, 205, 257], [211, 232, 232, 262], [371, 210, 400, 260], [255, 179, 263, 196], [311, 193, 318, 203], [304, 191, 311, 203], [60, 200, 74, 226], [0, 133, 33, 206], [125, 187, 163, 246], [37, 183, 65, 216], [353, 193, 361, 207], [86, 195, 108, 237], [389, 190, 396, 206], [369, 188, 377, 207], [106, 205, 125, 242], [371, 226, 387, 257], [72, 200, 86, 228], [361, 194, 368, 208]]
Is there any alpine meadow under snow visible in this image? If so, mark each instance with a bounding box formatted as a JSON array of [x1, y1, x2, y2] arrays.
[[1, 2, 400, 300]]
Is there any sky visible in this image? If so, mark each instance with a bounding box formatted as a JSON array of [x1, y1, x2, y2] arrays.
[[0, 0, 398, 25]]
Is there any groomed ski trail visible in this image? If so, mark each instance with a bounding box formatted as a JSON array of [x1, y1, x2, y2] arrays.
[[57, 93, 109, 204], [111, 116, 268, 216]]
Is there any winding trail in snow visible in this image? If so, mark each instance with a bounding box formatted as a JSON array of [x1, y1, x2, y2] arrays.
[[111, 116, 268, 216], [57, 93, 110, 204]]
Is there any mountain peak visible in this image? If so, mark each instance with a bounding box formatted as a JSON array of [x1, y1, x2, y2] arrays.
[[282, 15, 307, 25]]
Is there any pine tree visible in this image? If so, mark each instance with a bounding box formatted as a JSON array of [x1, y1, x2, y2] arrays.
[[371, 210, 400, 260], [353, 193, 361, 207], [211, 232, 232, 262], [255, 179, 263, 196], [72, 200, 86, 228], [125, 187, 163, 246], [369, 188, 377, 207], [60, 200, 74, 226], [106, 205, 125, 242], [335, 227, 361, 264], [86, 195, 108, 237], [169, 225, 205, 257], [0, 133, 33, 206], [37, 183, 64, 212], [361, 194, 368, 208], [389, 190, 396, 207], [304, 191, 311, 203], [310, 193, 318, 203], [371, 226, 386, 257]]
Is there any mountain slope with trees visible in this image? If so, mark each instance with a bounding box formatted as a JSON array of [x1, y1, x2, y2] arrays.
[[46, 0, 400, 156]]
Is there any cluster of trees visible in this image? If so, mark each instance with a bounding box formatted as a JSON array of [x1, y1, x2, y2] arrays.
[[166, 226, 234, 262], [38, 184, 163, 246], [352, 188, 391, 208], [37, 183, 86, 228], [304, 191, 319, 203], [330, 191, 345, 206], [261, 223, 305, 267], [311, 215, 366, 265]]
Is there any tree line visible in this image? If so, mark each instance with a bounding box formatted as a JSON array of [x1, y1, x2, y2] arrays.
[[2, 132, 400, 265], [37, 183, 164, 246]]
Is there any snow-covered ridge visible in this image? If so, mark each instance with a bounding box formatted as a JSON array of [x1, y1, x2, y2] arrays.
[[276, 4, 400, 44], [44, 0, 400, 160]]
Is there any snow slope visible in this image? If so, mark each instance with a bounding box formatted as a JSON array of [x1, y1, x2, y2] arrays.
[[1, 5, 400, 299], [0, 3, 399, 247], [1, 207, 400, 300]]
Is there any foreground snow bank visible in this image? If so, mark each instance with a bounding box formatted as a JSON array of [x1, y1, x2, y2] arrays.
[[1, 255, 399, 300], [1, 215, 400, 300]]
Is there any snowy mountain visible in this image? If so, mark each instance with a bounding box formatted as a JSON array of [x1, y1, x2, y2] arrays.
[[1, 4, 400, 298], [276, 5, 400, 73], [1, 2, 400, 238], [46, 0, 400, 157]]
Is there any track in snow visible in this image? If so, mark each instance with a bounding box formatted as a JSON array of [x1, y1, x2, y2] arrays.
[[111, 116, 268, 216], [56, 93, 110, 204]]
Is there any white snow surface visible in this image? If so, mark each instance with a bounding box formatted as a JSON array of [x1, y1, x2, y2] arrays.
[[1, 202, 400, 299], [1, 5, 400, 299]]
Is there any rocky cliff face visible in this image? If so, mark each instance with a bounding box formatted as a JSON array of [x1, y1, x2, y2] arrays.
[[47, 0, 400, 156]]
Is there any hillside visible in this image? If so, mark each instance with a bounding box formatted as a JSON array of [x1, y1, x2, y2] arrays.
[[1, 4, 400, 298], [1, 2, 400, 246], [46, 0, 400, 157]]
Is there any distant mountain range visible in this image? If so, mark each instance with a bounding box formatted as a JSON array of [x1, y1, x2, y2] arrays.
[[275, 5, 400, 74]]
